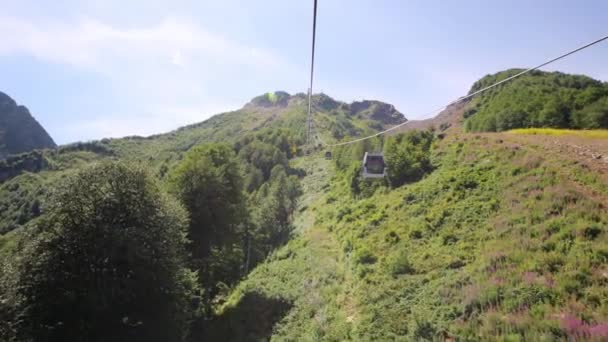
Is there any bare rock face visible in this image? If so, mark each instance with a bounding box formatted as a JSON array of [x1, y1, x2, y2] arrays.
[[0, 91, 56, 159]]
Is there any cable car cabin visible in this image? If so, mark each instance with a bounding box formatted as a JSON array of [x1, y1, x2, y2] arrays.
[[362, 152, 386, 179], [325, 151, 332, 160]]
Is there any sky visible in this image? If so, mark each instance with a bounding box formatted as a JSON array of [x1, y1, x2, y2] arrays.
[[1, 0, 607, 144]]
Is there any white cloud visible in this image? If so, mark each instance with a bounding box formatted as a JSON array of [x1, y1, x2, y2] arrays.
[[0, 14, 302, 143], [171, 50, 184, 67], [0, 15, 292, 72]]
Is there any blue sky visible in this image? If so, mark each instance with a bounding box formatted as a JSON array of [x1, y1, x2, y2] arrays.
[[1, 0, 607, 144]]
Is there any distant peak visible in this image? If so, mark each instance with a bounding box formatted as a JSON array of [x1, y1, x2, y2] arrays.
[[349, 100, 406, 125], [243, 91, 406, 125], [0, 91, 56, 159], [310, 93, 340, 111], [248, 91, 291, 107], [0, 91, 17, 108]]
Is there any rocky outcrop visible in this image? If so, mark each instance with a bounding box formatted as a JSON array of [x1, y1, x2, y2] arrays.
[[0, 91, 56, 159]]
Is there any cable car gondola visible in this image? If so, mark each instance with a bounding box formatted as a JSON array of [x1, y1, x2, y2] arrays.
[[324, 151, 332, 160], [362, 152, 386, 179]]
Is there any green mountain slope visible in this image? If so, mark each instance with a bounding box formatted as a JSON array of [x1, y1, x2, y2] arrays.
[[464, 69, 608, 132], [3, 69, 608, 340], [0, 92, 56, 159], [215, 132, 608, 341]]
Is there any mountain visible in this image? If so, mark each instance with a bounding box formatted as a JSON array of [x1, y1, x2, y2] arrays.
[[3, 70, 608, 341], [0, 91, 404, 233], [0, 92, 56, 159], [0, 90, 406, 341]]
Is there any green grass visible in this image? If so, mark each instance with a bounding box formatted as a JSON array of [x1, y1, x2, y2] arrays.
[[508, 128, 608, 138]]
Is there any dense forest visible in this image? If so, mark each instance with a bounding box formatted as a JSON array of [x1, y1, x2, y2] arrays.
[[464, 69, 608, 132], [0, 128, 303, 341]]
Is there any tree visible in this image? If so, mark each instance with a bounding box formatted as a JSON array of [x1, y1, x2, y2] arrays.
[[168, 144, 247, 302], [539, 98, 569, 127], [383, 131, 434, 187], [464, 70, 608, 132], [10, 162, 197, 342], [243, 164, 264, 193], [572, 97, 608, 129], [237, 140, 287, 181], [247, 165, 302, 263]]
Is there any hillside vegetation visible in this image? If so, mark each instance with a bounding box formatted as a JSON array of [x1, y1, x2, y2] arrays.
[[0, 92, 403, 235], [217, 132, 608, 341], [0, 92, 56, 160], [465, 69, 608, 132], [2, 69, 608, 341], [0, 91, 404, 341]]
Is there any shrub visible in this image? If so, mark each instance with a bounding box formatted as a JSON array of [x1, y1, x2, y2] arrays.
[[582, 224, 602, 240], [539, 253, 565, 273], [412, 317, 436, 340], [384, 231, 400, 244], [354, 248, 377, 265], [410, 229, 423, 239], [387, 250, 415, 276]]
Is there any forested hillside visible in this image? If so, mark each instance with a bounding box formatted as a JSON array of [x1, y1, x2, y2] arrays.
[[0, 92, 56, 159], [0, 92, 403, 234], [2, 69, 608, 341], [464, 69, 608, 132], [0, 91, 404, 341]]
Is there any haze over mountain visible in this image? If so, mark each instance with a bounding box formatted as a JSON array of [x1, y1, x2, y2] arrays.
[[0, 92, 56, 159]]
